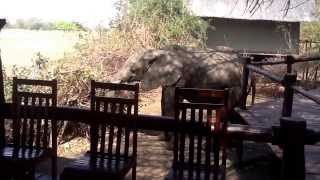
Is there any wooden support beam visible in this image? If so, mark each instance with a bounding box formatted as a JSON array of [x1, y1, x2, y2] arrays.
[[246, 64, 283, 83], [281, 73, 297, 117], [280, 117, 306, 180], [291, 53, 320, 63], [286, 56, 294, 73], [292, 85, 320, 105], [1, 103, 319, 145], [0, 103, 274, 142]]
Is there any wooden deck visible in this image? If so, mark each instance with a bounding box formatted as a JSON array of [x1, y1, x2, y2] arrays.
[[33, 134, 281, 180], [239, 88, 320, 131], [238, 88, 320, 179]]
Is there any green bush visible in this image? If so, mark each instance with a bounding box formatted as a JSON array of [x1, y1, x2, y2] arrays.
[[121, 0, 208, 47], [51, 21, 86, 31]]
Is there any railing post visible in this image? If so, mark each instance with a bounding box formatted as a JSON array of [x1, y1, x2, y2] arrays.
[[282, 73, 297, 117], [240, 57, 251, 110], [280, 117, 306, 180], [286, 56, 294, 73]]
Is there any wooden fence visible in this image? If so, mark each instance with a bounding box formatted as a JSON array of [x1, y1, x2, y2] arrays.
[[240, 52, 320, 180]]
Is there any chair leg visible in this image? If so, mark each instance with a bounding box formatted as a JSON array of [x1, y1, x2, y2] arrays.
[[52, 156, 57, 180]]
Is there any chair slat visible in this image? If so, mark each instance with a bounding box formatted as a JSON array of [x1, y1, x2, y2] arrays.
[[188, 108, 195, 178], [99, 124, 106, 153], [178, 107, 186, 179], [205, 109, 213, 180], [95, 97, 136, 105], [99, 101, 107, 153], [14, 78, 56, 87], [119, 104, 126, 155], [21, 96, 29, 146], [12, 79, 19, 146], [107, 102, 116, 155], [177, 102, 224, 109], [95, 100, 101, 112], [35, 98, 43, 148], [196, 108, 203, 179], [42, 97, 50, 148], [28, 96, 36, 147], [124, 104, 132, 157], [92, 81, 138, 91], [176, 88, 227, 98], [115, 103, 124, 158], [213, 138, 220, 180]]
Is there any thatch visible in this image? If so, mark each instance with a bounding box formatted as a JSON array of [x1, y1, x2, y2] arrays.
[[186, 0, 317, 22]]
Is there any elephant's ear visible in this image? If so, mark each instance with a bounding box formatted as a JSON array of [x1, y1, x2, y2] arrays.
[[141, 51, 184, 91]]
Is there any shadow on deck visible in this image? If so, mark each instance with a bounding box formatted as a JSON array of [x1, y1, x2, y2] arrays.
[[36, 133, 279, 180]]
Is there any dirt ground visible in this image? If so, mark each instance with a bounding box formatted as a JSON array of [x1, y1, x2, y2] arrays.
[[34, 88, 282, 180]]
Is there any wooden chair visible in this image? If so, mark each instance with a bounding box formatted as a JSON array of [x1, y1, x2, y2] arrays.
[[167, 87, 229, 180], [0, 78, 58, 180], [60, 80, 139, 180]]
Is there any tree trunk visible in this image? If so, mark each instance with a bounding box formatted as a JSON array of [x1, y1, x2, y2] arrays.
[[305, 66, 309, 81], [314, 66, 319, 81]]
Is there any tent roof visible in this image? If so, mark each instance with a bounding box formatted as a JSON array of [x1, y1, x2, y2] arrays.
[[186, 0, 318, 22]]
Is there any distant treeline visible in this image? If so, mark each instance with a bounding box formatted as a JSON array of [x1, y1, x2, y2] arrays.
[[5, 18, 87, 31]]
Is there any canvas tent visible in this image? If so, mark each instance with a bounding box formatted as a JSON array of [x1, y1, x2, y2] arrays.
[[187, 0, 318, 53]]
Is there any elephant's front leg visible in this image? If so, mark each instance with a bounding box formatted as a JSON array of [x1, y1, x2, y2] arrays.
[[161, 86, 175, 117], [161, 86, 175, 141]]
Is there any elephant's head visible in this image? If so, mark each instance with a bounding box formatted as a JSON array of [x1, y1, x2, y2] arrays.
[[113, 48, 184, 91]]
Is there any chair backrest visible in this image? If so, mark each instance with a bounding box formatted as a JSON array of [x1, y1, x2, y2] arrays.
[[90, 80, 139, 159], [12, 77, 57, 150], [173, 87, 229, 180]]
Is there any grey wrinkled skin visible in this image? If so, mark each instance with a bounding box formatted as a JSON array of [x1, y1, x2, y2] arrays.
[[112, 45, 244, 117]]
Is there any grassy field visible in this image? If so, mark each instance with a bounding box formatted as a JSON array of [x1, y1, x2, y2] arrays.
[[0, 29, 81, 66]]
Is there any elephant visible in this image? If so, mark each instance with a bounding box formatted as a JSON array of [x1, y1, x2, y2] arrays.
[[112, 45, 245, 119]]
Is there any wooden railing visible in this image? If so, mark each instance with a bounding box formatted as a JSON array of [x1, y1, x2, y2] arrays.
[[240, 53, 320, 110], [0, 103, 273, 142], [0, 103, 318, 145], [240, 52, 320, 180], [300, 40, 320, 54]]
